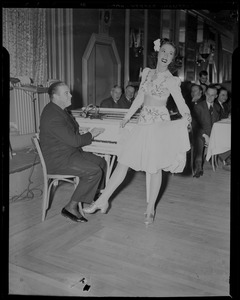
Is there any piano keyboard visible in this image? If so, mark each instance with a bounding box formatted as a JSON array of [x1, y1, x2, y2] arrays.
[[73, 108, 138, 155]]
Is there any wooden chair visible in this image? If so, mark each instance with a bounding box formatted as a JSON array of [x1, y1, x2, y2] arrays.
[[32, 133, 83, 221]]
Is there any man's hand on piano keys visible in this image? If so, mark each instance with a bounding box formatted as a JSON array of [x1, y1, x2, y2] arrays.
[[120, 117, 130, 128], [90, 127, 105, 138]]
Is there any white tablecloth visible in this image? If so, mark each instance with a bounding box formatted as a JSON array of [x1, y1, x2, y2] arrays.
[[206, 118, 231, 161]]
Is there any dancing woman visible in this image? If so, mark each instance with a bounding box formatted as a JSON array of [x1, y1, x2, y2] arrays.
[[83, 39, 192, 225]]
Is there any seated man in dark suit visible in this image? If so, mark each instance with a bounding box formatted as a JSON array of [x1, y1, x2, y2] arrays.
[[192, 84, 220, 177], [100, 85, 122, 108], [188, 84, 205, 112], [40, 81, 107, 222], [192, 84, 230, 177], [118, 85, 135, 109], [214, 86, 231, 120]]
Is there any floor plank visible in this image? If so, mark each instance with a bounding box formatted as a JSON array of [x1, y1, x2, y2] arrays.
[[8, 162, 230, 296]]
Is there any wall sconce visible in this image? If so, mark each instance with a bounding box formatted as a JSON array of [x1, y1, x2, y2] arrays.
[[99, 9, 112, 35], [196, 40, 215, 66], [130, 28, 144, 57]]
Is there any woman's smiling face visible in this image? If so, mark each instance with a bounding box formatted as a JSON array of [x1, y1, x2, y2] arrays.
[[157, 43, 175, 67]]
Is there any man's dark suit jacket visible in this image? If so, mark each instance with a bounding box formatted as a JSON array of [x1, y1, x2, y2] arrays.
[[118, 94, 133, 109], [192, 100, 220, 139], [214, 99, 231, 120], [39, 101, 92, 172], [187, 95, 205, 113], [100, 97, 121, 108]]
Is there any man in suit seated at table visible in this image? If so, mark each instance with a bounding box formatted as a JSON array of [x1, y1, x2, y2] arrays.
[[192, 84, 217, 178], [187, 84, 205, 113], [40, 81, 107, 222], [100, 85, 123, 108], [118, 84, 135, 109], [214, 86, 231, 120], [192, 84, 230, 177]]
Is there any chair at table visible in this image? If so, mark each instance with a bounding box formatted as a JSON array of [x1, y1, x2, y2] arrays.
[[188, 125, 195, 176], [211, 155, 219, 171], [32, 133, 83, 222]]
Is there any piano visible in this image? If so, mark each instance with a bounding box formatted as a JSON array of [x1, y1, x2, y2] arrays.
[[72, 107, 184, 202], [72, 107, 139, 185], [72, 108, 138, 152], [72, 107, 152, 203]]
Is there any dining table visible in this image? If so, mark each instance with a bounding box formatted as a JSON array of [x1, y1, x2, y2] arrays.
[[206, 117, 231, 170]]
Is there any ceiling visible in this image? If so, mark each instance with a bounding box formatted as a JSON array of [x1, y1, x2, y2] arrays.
[[202, 9, 239, 31]]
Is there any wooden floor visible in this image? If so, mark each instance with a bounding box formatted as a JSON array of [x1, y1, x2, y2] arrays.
[[9, 162, 230, 297]]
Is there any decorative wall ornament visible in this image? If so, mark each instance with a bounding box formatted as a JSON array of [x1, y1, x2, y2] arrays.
[[196, 40, 215, 66], [99, 9, 112, 35], [130, 28, 144, 57]]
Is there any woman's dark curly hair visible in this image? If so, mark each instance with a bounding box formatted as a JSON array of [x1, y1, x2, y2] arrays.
[[147, 38, 181, 75]]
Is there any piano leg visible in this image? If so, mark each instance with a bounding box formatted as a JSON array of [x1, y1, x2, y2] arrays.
[[104, 154, 117, 184]]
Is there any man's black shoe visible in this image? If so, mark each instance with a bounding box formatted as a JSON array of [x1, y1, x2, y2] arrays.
[[61, 207, 88, 223]]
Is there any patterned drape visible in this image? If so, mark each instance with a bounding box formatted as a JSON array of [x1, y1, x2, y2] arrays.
[[46, 8, 74, 90], [2, 8, 47, 85]]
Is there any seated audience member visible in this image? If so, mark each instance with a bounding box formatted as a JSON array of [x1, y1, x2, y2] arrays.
[[197, 70, 209, 86], [214, 86, 231, 119], [192, 84, 217, 178], [118, 85, 135, 109], [188, 84, 205, 112], [192, 84, 230, 177], [100, 85, 122, 108], [40, 81, 107, 223]]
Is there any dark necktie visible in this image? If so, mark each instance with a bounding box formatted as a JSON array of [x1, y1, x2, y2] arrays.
[[209, 104, 213, 125], [64, 109, 79, 132], [221, 104, 225, 113], [209, 104, 213, 115]]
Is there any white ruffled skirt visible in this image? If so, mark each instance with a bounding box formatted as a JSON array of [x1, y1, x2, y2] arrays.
[[117, 106, 190, 174]]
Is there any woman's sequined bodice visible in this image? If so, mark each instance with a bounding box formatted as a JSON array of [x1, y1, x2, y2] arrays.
[[141, 69, 171, 104], [124, 67, 190, 125], [138, 69, 172, 124]]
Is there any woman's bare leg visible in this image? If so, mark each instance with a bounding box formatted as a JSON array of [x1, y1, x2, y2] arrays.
[[145, 170, 162, 223], [83, 162, 129, 213]]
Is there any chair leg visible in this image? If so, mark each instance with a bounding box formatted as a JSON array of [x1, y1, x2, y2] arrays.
[[42, 178, 49, 222], [73, 177, 84, 216], [191, 146, 195, 176], [211, 155, 217, 171], [42, 179, 56, 222]]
